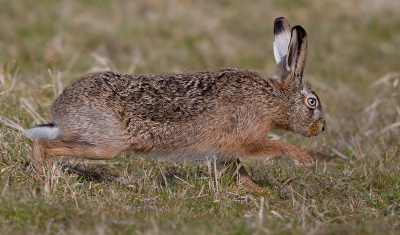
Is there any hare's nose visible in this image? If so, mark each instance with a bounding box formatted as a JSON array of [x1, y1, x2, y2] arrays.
[[322, 126, 325, 132]]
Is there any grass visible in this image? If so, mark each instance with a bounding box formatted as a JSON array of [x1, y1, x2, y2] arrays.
[[1, 0, 400, 234]]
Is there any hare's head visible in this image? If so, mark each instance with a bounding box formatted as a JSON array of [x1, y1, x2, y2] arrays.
[[272, 17, 325, 137]]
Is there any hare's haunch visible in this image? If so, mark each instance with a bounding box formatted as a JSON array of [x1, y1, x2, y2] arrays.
[[24, 17, 325, 191]]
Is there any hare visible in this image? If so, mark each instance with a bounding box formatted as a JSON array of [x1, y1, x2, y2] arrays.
[[23, 17, 325, 191]]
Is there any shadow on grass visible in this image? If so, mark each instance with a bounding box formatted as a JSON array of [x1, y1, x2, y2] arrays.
[[60, 162, 120, 183]]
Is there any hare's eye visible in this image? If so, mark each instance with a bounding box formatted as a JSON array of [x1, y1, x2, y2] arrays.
[[307, 98, 316, 106], [305, 94, 318, 109]]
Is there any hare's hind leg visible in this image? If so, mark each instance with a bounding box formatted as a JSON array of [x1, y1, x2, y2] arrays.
[[31, 139, 52, 166], [31, 138, 129, 166]]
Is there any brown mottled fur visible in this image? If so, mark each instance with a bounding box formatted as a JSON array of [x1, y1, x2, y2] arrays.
[[25, 17, 325, 192]]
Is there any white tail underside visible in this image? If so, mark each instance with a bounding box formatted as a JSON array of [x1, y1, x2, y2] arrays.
[[22, 125, 61, 139]]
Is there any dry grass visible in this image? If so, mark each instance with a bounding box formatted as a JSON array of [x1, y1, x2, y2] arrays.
[[1, 0, 400, 234]]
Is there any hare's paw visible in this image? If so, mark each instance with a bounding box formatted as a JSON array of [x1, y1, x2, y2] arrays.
[[292, 151, 315, 168]]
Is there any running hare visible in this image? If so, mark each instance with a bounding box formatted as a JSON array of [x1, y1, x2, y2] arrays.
[[24, 17, 325, 191]]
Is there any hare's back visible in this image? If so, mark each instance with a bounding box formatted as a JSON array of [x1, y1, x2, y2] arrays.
[[53, 70, 235, 121], [52, 69, 272, 122]]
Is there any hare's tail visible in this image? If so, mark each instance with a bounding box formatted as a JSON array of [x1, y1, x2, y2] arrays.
[[22, 121, 60, 139]]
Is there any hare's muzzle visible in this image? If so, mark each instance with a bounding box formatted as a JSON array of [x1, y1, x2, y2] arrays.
[[306, 118, 325, 137]]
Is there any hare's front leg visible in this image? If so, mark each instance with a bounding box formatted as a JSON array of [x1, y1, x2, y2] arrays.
[[224, 140, 314, 193], [243, 140, 315, 167]]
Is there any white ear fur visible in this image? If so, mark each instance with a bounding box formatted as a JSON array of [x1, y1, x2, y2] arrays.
[[273, 17, 292, 73], [273, 35, 291, 69]]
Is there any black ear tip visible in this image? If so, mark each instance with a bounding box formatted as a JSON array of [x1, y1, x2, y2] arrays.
[[274, 17, 288, 34], [275, 17, 286, 23], [292, 25, 307, 36], [292, 25, 304, 30]]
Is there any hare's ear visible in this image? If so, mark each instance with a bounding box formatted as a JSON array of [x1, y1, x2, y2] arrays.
[[273, 17, 292, 73], [286, 25, 308, 81]]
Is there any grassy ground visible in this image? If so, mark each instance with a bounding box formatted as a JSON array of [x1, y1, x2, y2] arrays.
[[1, 0, 400, 234]]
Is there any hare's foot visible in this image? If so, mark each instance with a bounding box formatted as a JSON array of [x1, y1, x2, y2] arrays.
[[217, 159, 267, 194], [237, 161, 268, 194]]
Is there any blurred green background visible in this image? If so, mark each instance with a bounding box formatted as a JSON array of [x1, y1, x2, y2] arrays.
[[1, 0, 400, 234], [1, 0, 399, 106]]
